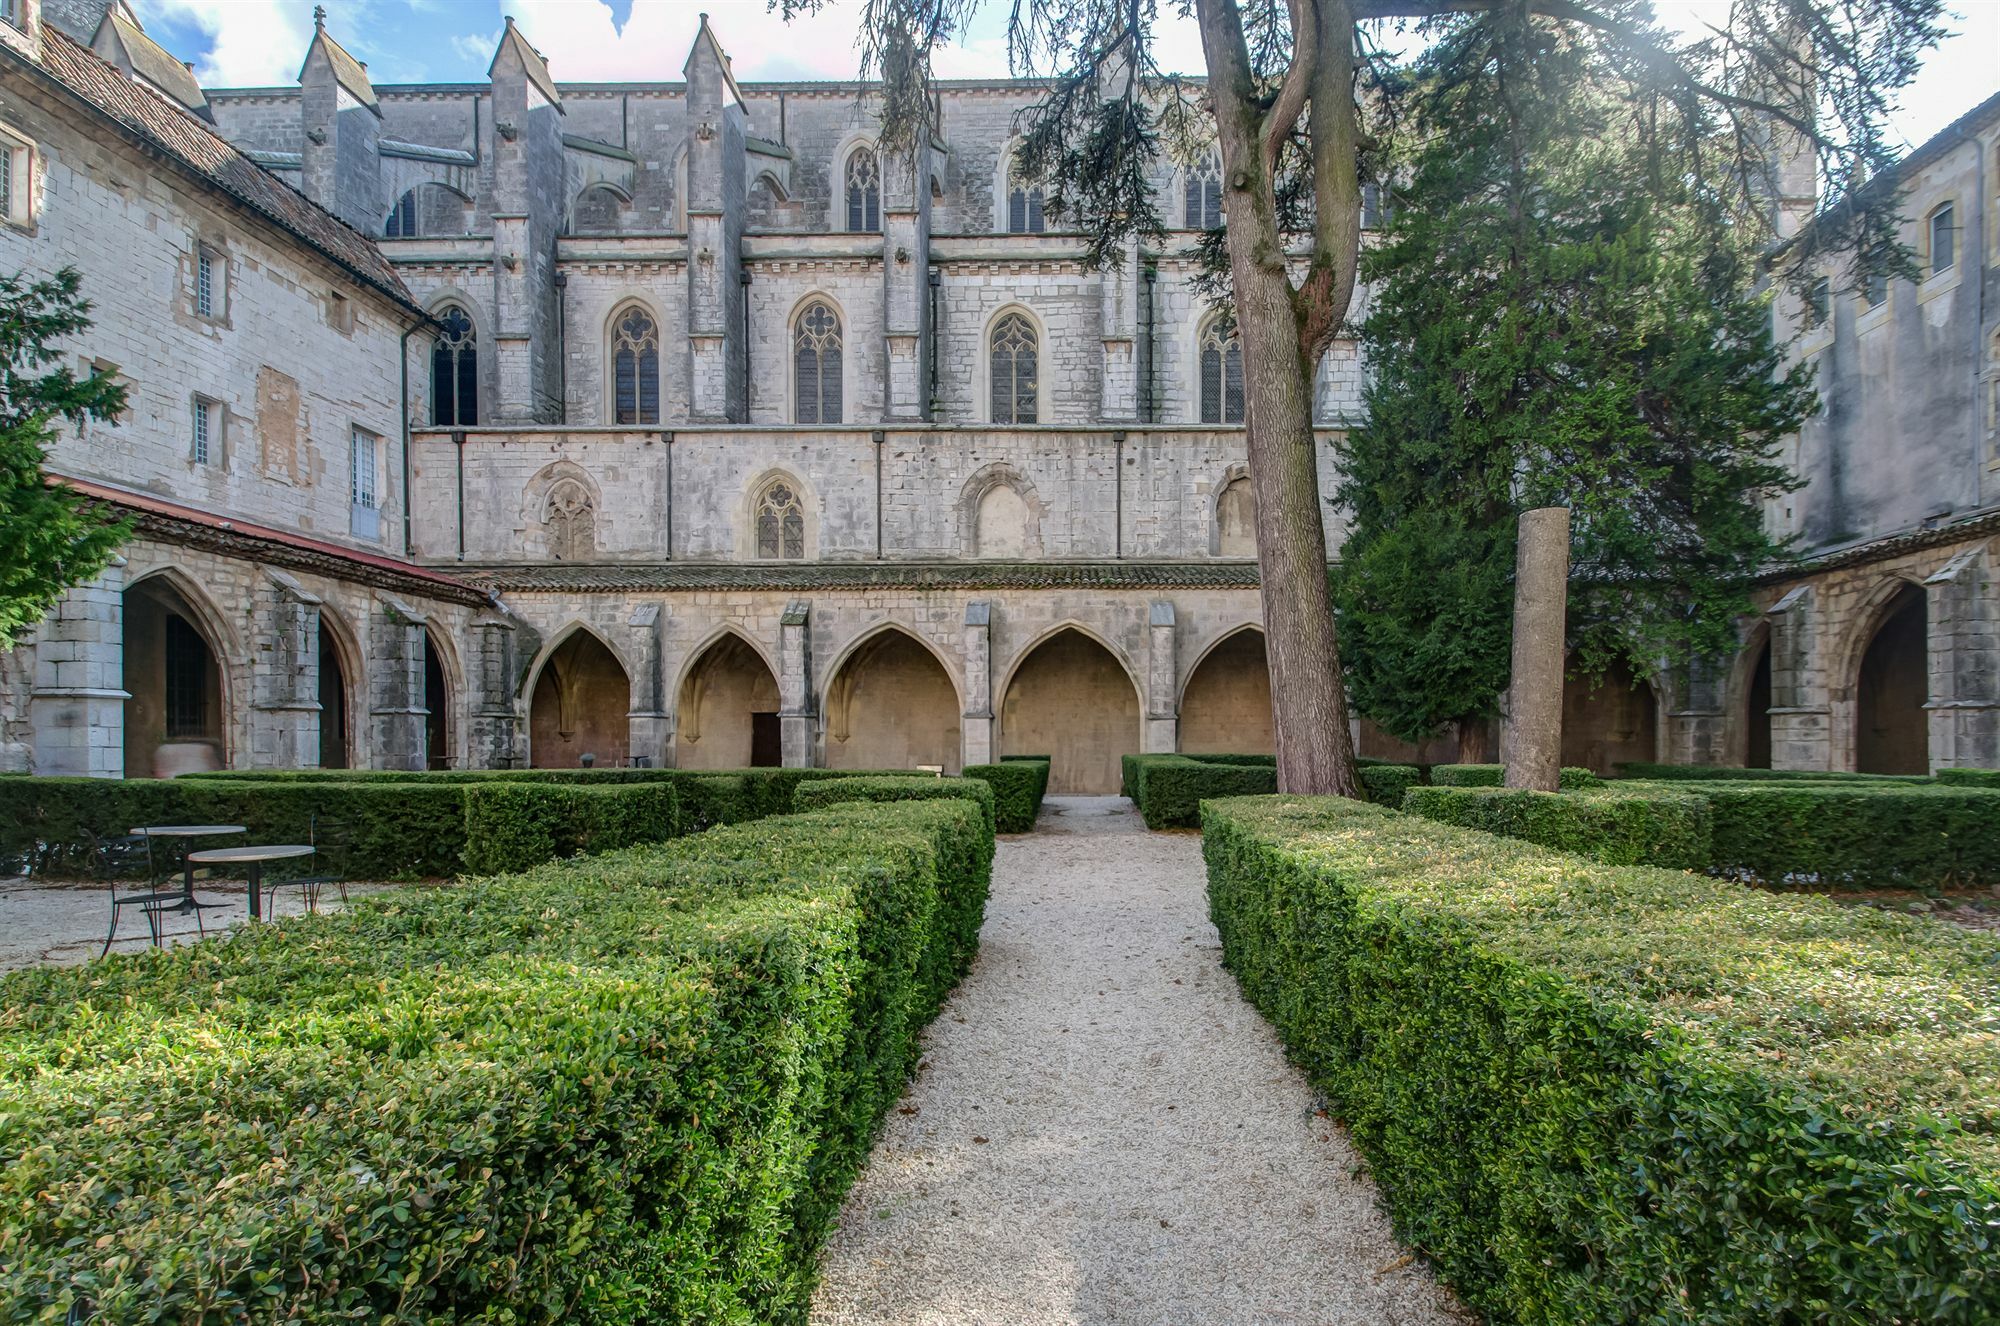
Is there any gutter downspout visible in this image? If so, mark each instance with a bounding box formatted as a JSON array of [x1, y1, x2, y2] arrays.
[[553, 270, 568, 424], [400, 325, 413, 555], [452, 429, 467, 561], [740, 269, 753, 421], [663, 430, 675, 559], [873, 429, 885, 559], [927, 267, 941, 416], [1140, 261, 1157, 423], [1113, 429, 1125, 557], [1958, 124, 1989, 501]]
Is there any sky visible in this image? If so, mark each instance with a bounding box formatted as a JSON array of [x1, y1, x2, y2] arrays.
[[134, 0, 2000, 154]]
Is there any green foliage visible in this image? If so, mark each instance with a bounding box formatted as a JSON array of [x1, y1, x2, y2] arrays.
[[793, 774, 997, 833], [1124, 755, 1419, 828], [1430, 764, 1602, 789], [1403, 785, 1711, 869], [1938, 768, 2000, 787], [461, 782, 680, 875], [0, 267, 133, 644], [1649, 781, 2000, 889], [1201, 795, 1999, 1324], [1333, 23, 1809, 744], [963, 759, 1050, 833], [0, 798, 993, 1322], [1617, 762, 1924, 783]]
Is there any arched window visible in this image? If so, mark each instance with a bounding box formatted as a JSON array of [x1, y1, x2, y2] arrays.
[[845, 147, 881, 232], [793, 300, 844, 424], [543, 477, 597, 560], [611, 305, 660, 425], [1007, 166, 1045, 234], [386, 188, 418, 238], [1929, 202, 1956, 277], [430, 304, 477, 426], [1199, 318, 1244, 424], [755, 479, 806, 560], [1185, 154, 1222, 230], [989, 312, 1039, 424]]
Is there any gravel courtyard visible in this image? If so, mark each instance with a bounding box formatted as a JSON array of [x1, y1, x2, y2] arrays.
[[810, 796, 1471, 1325]]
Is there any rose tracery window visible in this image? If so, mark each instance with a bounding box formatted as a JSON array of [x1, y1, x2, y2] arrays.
[[430, 304, 478, 426], [1185, 154, 1222, 230], [612, 305, 659, 425], [989, 312, 1039, 424], [845, 148, 881, 232], [1199, 319, 1244, 424], [755, 480, 805, 559], [794, 300, 843, 424]]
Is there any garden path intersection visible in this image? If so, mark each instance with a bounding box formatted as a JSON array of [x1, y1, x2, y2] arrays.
[[810, 797, 1470, 1324]]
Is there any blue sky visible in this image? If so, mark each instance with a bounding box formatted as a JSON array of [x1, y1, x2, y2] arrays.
[[135, 0, 1999, 153]]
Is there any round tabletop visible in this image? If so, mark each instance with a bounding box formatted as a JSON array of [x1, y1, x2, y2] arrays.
[[188, 844, 315, 864], [131, 825, 246, 837]]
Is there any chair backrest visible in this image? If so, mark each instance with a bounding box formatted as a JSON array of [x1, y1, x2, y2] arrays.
[[95, 832, 152, 884]]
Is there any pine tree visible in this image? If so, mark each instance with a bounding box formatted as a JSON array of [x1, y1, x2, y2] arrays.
[[0, 267, 131, 645], [1334, 18, 1813, 751]]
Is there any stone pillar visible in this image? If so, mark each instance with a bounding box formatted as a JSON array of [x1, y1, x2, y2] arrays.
[[371, 598, 428, 770], [1662, 654, 1729, 767], [467, 611, 530, 769], [1504, 507, 1569, 791], [779, 600, 815, 767], [1924, 548, 2000, 770], [297, 17, 383, 235], [488, 18, 565, 422], [882, 146, 931, 421], [250, 570, 321, 770], [683, 20, 746, 421], [1145, 600, 1178, 754], [30, 559, 128, 777], [1766, 584, 1831, 770], [962, 601, 994, 766], [1100, 234, 1140, 421], [627, 603, 673, 767]]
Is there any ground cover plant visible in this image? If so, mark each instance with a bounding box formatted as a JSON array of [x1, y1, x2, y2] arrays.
[[0, 797, 991, 1322], [1202, 794, 2000, 1324]]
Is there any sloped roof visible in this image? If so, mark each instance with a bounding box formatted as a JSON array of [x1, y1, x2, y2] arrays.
[[93, 3, 207, 118], [682, 13, 745, 110], [19, 30, 418, 316], [457, 561, 1271, 594], [300, 23, 378, 113], [490, 17, 561, 111]]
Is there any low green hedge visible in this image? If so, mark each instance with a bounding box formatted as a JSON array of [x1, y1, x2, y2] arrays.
[[1402, 785, 1711, 869], [461, 782, 681, 875], [1203, 795, 1999, 1323], [1937, 767, 2000, 787], [794, 774, 997, 832], [963, 759, 1048, 833], [1648, 780, 2000, 889], [1430, 763, 1603, 789], [1124, 754, 1420, 828], [0, 797, 992, 1321], [1614, 762, 1927, 783]]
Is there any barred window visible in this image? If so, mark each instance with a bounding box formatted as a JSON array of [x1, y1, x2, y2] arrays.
[[611, 305, 660, 425], [989, 312, 1039, 424], [163, 614, 211, 739], [430, 304, 478, 426], [1199, 319, 1244, 424], [191, 396, 221, 465], [194, 245, 221, 318], [1185, 155, 1222, 230], [350, 428, 378, 510], [793, 300, 843, 424], [845, 148, 880, 232], [755, 480, 806, 559]]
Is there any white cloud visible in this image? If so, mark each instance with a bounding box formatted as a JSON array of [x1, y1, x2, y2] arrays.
[[133, 0, 315, 87], [451, 27, 502, 69]]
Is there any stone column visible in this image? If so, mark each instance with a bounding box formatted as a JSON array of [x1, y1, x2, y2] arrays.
[[962, 601, 994, 766], [1767, 584, 1831, 770], [627, 603, 673, 767], [881, 146, 931, 421], [370, 598, 428, 770], [778, 600, 816, 767], [250, 570, 322, 769], [30, 559, 128, 777], [1924, 548, 2000, 770], [1504, 507, 1569, 791], [1100, 234, 1140, 421], [467, 612, 529, 769], [1145, 600, 1178, 754]]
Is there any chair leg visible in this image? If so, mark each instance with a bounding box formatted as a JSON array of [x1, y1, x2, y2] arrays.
[[101, 902, 120, 958]]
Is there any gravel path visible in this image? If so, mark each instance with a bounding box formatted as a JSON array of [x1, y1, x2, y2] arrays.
[[810, 796, 1472, 1325]]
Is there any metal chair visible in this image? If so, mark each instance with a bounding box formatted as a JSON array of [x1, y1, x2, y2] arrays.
[[264, 813, 349, 917], [99, 833, 201, 956]]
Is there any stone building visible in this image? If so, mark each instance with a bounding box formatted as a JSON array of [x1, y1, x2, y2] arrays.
[[0, 0, 1988, 789]]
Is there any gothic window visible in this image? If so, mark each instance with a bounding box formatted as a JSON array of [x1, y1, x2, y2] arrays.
[[386, 189, 418, 238], [755, 480, 806, 560], [793, 300, 844, 424], [1929, 202, 1956, 277], [1360, 182, 1383, 230], [1216, 476, 1256, 557], [1185, 154, 1222, 230], [611, 305, 660, 425], [1199, 319, 1244, 424], [1807, 277, 1831, 327], [845, 147, 880, 232], [543, 478, 597, 560], [1006, 162, 1045, 233], [430, 304, 478, 426], [989, 312, 1039, 424]]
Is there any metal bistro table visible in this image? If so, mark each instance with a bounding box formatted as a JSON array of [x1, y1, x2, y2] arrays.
[[187, 844, 315, 921], [130, 824, 244, 910]]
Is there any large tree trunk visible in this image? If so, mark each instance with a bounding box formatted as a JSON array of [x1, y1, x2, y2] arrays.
[[1196, 0, 1362, 797]]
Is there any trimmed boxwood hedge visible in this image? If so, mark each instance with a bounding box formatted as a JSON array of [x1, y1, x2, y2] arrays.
[[1430, 763, 1603, 789], [1202, 795, 2000, 1324], [0, 797, 992, 1322], [1123, 754, 1420, 828], [1402, 785, 1711, 869], [794, 774, 997, 832], [1937, 767, 2000, 787], [461, 781, 681, 874], [1614, 762, 1926, 783], [962, 759, 1049, 833]]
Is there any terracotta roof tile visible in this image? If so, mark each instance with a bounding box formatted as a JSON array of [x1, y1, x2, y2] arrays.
[[456, 561, 1270, 594]]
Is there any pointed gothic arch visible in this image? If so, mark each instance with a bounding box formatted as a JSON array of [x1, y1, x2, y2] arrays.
[[675, 628, 782, 769], [822, 623, 963, 773], [1178, 624, 1273, 755], [121, 567, 236, 777], [606, 300, 662, 425], [998, 622, 1143, 794], [526, 623, 632, 769]]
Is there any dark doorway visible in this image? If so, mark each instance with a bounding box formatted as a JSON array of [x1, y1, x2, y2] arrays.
[[318, 621, 349, 769], [1560, 657, 1658, 776], [1856, 585, 1928, 774], [750, 712, 782, 767], [423, 633, 450, 770], [1745, 640, 1772, 770]]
